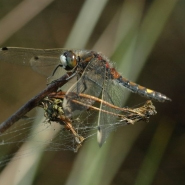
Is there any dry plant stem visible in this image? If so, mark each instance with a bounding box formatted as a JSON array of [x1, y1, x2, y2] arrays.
[[0, 73, 72, 134], [49, 92, 144, 116], [48, 92, 156, 126], [71, 99, 156, 124], [71, 99, 134, 119], [59, 115, 85, 145]]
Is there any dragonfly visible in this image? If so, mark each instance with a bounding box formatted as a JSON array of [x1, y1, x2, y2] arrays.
[[39, 90, 157, 151], [0, 47, 171, 145]]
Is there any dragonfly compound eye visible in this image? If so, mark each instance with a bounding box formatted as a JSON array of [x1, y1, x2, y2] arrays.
[[60, 51, 77, 70]]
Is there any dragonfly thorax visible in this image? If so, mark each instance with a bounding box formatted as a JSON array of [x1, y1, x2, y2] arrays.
[[60, 50, 78, 71]]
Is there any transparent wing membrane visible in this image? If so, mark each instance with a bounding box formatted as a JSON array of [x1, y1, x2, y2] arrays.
[[0, 47, 65, 76], [63, 56, 107, 117]]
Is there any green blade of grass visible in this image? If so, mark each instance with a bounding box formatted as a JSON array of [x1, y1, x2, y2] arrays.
[[134, 118, 175, 185], [65, 1, 177, 185]]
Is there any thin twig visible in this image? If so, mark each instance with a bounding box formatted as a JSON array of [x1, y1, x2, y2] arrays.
[[0, 72, 72, 134]]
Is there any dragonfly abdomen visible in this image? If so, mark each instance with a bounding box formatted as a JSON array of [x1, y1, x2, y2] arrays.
[[117, 76, 171, 102]]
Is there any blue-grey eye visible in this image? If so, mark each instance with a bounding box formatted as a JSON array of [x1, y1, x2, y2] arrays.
[[60, 51, 77, 70]]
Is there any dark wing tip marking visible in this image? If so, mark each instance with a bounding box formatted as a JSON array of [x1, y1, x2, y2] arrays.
[[1, 47, 8, 51]]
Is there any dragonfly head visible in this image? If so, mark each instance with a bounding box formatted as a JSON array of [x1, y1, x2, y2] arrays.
[[60, 51, 78, 71]]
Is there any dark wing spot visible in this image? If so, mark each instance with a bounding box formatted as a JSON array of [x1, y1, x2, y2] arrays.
[[97, 126, 101, 131], [34, 56, 39, 60], [2, 47, 8, 50]]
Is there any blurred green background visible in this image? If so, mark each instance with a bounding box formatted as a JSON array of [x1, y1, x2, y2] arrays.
[[0, 0, 184, 185]]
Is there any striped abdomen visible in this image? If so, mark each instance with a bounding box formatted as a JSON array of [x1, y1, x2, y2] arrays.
[[118, 77, 171, 102], [109, 67, 171, 102]]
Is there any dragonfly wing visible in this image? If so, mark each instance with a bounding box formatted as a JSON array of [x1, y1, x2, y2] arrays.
[[97, 71, 127, 146], [63, 56, 106, 117], [30, 55, 60, 76], [0, 47, 66, 76]]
